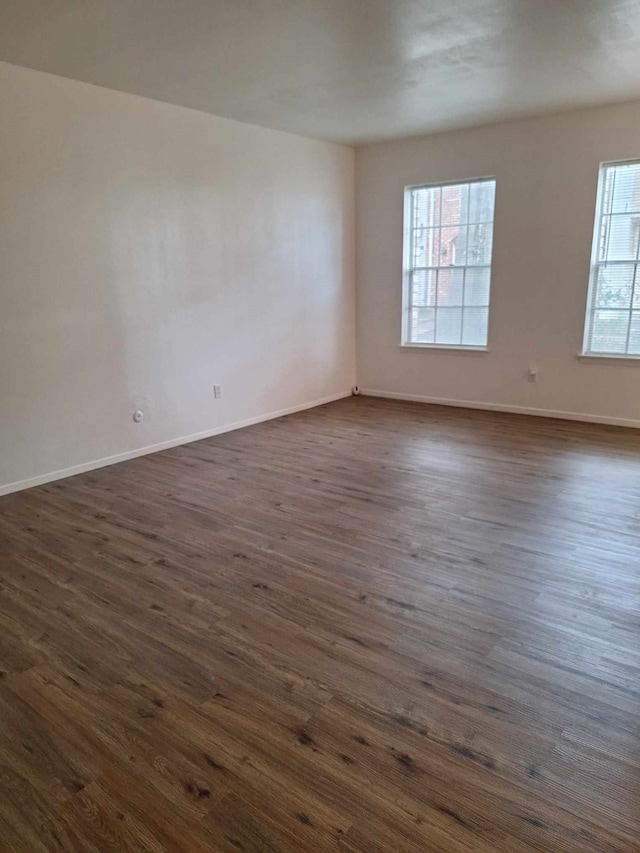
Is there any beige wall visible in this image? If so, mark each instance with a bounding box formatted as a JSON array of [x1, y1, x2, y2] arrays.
[[356, 101, 640, 426], [0, 62, 355, 494]]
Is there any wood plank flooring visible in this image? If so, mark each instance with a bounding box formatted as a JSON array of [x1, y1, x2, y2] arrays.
[[0, 396, 639, 851]]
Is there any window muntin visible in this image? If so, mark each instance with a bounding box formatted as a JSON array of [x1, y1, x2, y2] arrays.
[[584, 160, 640, 356], [403, 178, 496, 348]]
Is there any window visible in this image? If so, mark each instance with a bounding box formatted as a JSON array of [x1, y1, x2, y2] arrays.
[[402, 177, 496, 348], [584, 160, 640, 356]]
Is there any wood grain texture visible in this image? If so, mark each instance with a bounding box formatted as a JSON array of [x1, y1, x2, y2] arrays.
[[1, 396, 639, 851]]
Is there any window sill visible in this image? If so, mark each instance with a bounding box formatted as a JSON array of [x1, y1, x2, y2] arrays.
[[399, 344, 489, 355], [577, 353, 640, 365]]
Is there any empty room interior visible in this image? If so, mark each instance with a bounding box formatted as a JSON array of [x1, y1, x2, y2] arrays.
[[2, 1, 640, 850]]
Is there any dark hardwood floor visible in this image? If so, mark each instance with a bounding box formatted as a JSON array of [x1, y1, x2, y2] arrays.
[[0, 396, 639, 851]]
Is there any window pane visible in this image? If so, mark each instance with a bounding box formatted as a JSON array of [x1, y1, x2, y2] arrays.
[[590, 310, 630, 353], [629, 312, 640, 354], [467, 222, 493, 266], [435, 307, 463, 345], [441, 183, 469, 228], [451, 227, 469, 265], [462, 307, 489, 346], [437, 268, 464, 306], [599, 215, 640, 261], [606, 162, 640, 215], [468, 180, 495, 223], [594, 264, 635, 308], [410, 270, 437, 307], [413, 186, 441, 229], [439, 226, 468, 265], [412, 228, 440, 267], [464, 268, 491, 306], [410, 307, 436, 343]]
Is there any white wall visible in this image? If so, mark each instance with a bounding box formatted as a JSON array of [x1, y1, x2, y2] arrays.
[[0, 62, 355, 494], [356, 101, 640, 427]]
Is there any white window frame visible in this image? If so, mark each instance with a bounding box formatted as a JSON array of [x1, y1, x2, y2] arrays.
[[582, 158, 640, 359], [401, 176, 496, 351]]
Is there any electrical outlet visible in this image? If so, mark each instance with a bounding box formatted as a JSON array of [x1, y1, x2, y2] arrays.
[[527, 368, 538, 383], [213, 385, 222, 399]]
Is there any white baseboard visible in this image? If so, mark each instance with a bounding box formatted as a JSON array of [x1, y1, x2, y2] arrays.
[[0, 390, 352, 497], [359, 388, 640, 430]]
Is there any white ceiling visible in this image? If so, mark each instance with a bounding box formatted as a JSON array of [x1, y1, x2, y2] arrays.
[[1, 0, 640, 145]]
